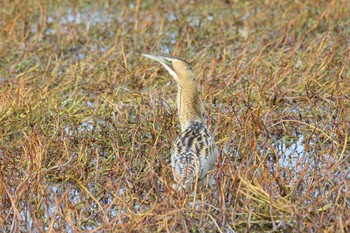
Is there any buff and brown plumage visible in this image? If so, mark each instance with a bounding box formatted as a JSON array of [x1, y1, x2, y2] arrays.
[[142, 54, 218, 190]]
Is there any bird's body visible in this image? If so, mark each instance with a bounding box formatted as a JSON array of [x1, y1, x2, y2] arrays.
[[143, 54, 218, 190], [171, 121, 218, 189]]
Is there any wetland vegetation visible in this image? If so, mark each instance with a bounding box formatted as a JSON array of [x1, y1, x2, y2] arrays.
[[0, 0, 349, 232]]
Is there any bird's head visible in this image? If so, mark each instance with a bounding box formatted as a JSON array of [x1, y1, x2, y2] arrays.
[[142, 54, 194, 85]]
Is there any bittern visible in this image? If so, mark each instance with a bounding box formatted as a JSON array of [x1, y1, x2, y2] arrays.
[[143, 54, 218, 190]]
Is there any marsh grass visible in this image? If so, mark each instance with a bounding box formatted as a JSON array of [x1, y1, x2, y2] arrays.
[[0, 0, 349, 232]]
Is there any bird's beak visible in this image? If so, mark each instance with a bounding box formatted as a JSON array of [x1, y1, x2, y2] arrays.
[[142, 54, 178, 81], [142, 54, 172, 67]]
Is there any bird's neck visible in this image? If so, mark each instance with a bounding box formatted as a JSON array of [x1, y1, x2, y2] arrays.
[[176, 82, 205, 131]]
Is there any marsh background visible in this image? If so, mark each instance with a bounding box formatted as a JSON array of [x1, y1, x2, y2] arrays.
[[0, 0, 349, 232]]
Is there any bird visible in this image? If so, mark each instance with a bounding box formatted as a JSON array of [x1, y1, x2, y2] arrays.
[[142, 54, 218, 190]]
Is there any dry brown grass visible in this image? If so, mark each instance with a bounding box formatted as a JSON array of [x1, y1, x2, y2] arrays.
[[0, 0, 350, 232]]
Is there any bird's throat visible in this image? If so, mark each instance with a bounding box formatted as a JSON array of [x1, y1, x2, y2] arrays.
[[177, 84, 204, 131]]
